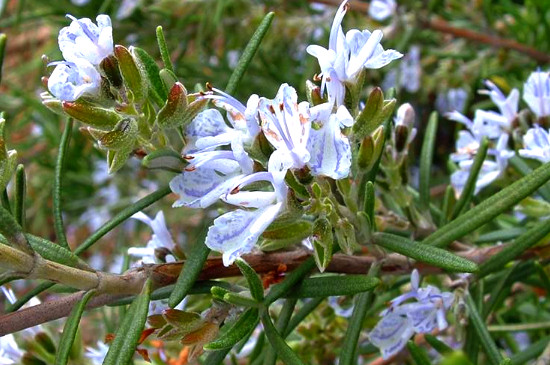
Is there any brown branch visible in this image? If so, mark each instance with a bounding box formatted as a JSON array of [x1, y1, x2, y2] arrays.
[[1, 243, 543, 336], [309, 0, 550, 64]]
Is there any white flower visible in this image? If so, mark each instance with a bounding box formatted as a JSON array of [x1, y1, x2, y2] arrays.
[[59, 14, 113, 65], [369, 0, 396, 21], [0, 335, 23, 365], [306, 0, 403, 105], [205, 157, 288, 266], [258, 84, 311, 169], [480, 80, 519, 123], [519, 125, 550, 163], [523, 71, 550, 118], [307, 103, 353, 179], [85, 341, 109, 365], [435, 88, 468, 114], [47, 59, 101, 101], [129, 211, 176, 264], [369, 270, 453, 359]]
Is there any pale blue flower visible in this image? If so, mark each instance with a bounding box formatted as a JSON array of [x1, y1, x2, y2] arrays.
[[170, 138, 255, 209], [0, 335, 23, 365], [399, 46, 420, 93], [186, 88, 260, 152], [258, 83, 311, 169], [59, 14, 113, 65], [307, 103, 353, 179], [116, 0, 140, 20], [206, 157, 289, 266], [523, 71, 550, 118], [306, 0, 403, 105], [519, 125, 550, 163], [369, 270, 453, 359], [47, 59, 101, 101], [480, 80, 519, 122], [129, 211, 176, 264], [85, 341, 109, 365], [435, 88, 468, 114], [369, 0, 396, 21]]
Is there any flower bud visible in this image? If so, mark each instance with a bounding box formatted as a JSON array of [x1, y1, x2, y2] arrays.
[[62, 100, 120, 130], [98, 118, 138, 151], [334, 219, 357, 255], [100, 54, 123, 89], [394, 103, 416, 152], [312, 217, 333, 272], [156, 82, 188, 129], [353, 87, 396, 139], [357, 125, 385, 171], [114, 45, 144, 102]]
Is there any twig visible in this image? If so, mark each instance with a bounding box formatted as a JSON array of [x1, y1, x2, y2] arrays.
[[0, 243, 545, 335]]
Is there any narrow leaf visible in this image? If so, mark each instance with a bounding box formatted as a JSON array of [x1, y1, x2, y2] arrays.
[[236, 259, 264, 302], [13, 164, 25, 229], [55, 290, 96, 365], [423, 161, 550, 248], [478, 218, 550, 277], [205, 308, 259, 350], [466, 293, 503, 365], [103, 279, 152, 365], [0, 33, 5, 84], [168, 239, 210, 308], [263, 298, 298, 365], [407, 341, 431, 365], [425, 334, 453, 355], [288, 275, 379, 298], [374, 232, 478, 272], [264, 257, 315, 305], [452, 137, 489, 219], [53, 119, 73, 250], [156, 26, 174, 73], [0, 205, 32, 254], [225, 12, 275, 95], [261, 311, 305, 365], [419, 111, 438, 211], [509, 155, 550, 201]]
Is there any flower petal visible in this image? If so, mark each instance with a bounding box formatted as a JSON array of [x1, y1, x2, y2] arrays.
[[206, 203, 283, 266], [369, 312, 414, 360]]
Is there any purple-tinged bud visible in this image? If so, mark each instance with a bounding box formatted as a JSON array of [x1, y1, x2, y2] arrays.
[[156, 82, 188, 129]]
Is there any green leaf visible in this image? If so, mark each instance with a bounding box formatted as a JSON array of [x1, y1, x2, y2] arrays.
[[353, 87, 396, 139], [264, 257, 315, 306], [263, 298, 298, 365], [407, 341, 431, 365], [478, 218, 550, 277], [0, 33, 5, 84], [423, 161, 550, 248], [451, 137, 489, 219], [225, 12, 275, 95], [419, 111, 438, 212], [509, 155, 550, 201], [55, 290, 96, 365], [141, 149, 185, 173], [373, 232, 478, 272], [509, 336, 550, 365], [168, 238, 210, 308], [203, 349, 231, 365], [338, 264, 379, 365], [288, 275, 379, 298], [156, 82, 189, 129], [156, 26, 174, 73], [311, 217, 333, 272], [425, 334, 453, 355], [102, 279, 152, 365], [284, 298, 324, 337], [132, 46, 167, 104], [115, 45, 145, 102], [205, 308, 259, 350], [6, 282, 55, 312], [223, 292, 259, 307], [62, 100, 120, 131], [0, 205, 32, 254], [24, 234, 90, 270], [14, 164, 25, 229], [261, 311, 305, 365], [465, 293, 503, 365], [236, 259, 264, 302], [75, 186, 171, 255], [53, 119, 73, 250]]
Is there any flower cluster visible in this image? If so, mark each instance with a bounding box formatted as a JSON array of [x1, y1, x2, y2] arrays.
[[169, 1, 401, 266], [306, 0, 402, 106], [368, 270, 454, 359], [47, 15, 113, 101]]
